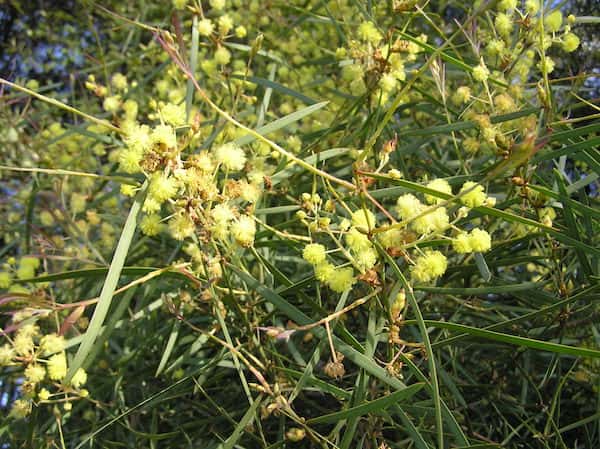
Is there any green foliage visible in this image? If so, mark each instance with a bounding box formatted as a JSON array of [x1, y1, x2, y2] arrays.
[[0, 1, 599, 448]]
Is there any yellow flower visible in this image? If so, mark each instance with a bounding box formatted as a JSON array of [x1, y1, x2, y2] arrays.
[[14, 329, 35, 356], [38, 388, 50, 401], [235, 25, 247, 38], [10, 399, 31, 419], [0, 344, 14, 365], [168, 214, 195, 241], [111, 73, 128, 90], [209, 0, 225, 10], [214, 46, 232, 65], [395, 194, 424, 220], [486, 39, 505, 56], [47, 352, 67, 381], [452, 86, 471, 105], [425, 179, 452, 204], [345, 227, 372, 252], [392, 291, 406, 317], [123, 98, 139, 121], [472, 60, 490, 82], [525, 0, 539, 15], [545, 10, 563, 32], [412, 207, 449, 234], [21, 257, 40, 269], [151, 124, 177, 149], [218, 15, 234, 35], [453, 228, 491, 253], [215, 143, 246, 171], [198, 19, 215, 37], [459, 182, 487, 208], [71, 192, 87, 215], [562, 33, 580, 52], [351, 209, 376, 230], [286, 427, 306, 442], [40, 333, 65, 354], [0, 271, 12, 288], [211, 203, 235, 224], [142, 198, 161, 214], [498, 0, 517, 11], [494, 93, 516, 113], [453, 232, 472, 253], [411, 251, 448, 283], [303, 243, 327, 265], [231, 215, 256, 247], [140, 214, 164, 236], [357, 21, 382, 44], [103, 95, 121, 113], [354, 246, 378, 272], [124, 123, 152, 152], [327, 267, 355, 293], [160, 102, 186, 126], [469, 228, 492, 252], [118, 146, 143, 174], [314, 262, 335, 283], [25, 364, 46, 383], [239, 181, 261, 203], [71, 368, 88, 388], [378, 228, 406, 249], [495, 12, 513, 37], [148, 173, 179, 204]]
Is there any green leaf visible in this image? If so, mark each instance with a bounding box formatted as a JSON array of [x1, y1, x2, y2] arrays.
[[66, 182, 147, 382], [271, 147, 352, 186], [473, 253, 492, 282], [217, 395, 263, 449], [230, 74, 318, 105], [233, 101, 329, 147], [405, 320, 600, 358], [307, 383, 425, 424]]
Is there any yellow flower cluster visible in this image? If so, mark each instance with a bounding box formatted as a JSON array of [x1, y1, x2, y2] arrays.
[[453, 228, 492, 253], [2, 323, 88, 419], [303, 242, 356, 293], [412, 251, 448, 283]]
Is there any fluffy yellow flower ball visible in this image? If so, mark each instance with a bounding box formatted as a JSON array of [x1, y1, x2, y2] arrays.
[[411, 251, 448, 283], [413, 207, 450, 234], [545, 10, 563, 33], [168, 214, 195, 241], [351, 209, 376, 230], [40, 333, 65, 354], [357, 21, 382, 44], [472, 60, 490, 82], [214, 46, 232, 65], [425, 178, 452, 204], [198, 19, 215, 37], [215, 143, 246, 171], [395, 194, 423, 220], [469, 228, 492, 252], [562, 32, 580, 52], [459, 182, 487, 208], [327, 267, 356, 293], [231, 215, 256, 247], [47, 352, 67, 381], [314, 262, 335, 283], [303, 243, 327, 265], [0, 272, 11, 288], [0, 344, 14, 365], [71, 368, 88, 388], [148, 173, 179, 204], [140, 214, 164, 236], [24, 364, 46, 383]]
